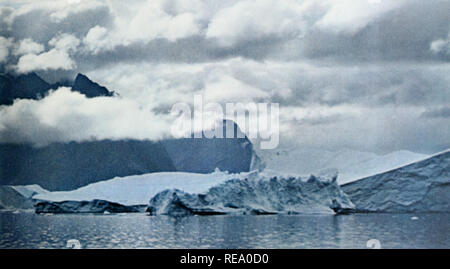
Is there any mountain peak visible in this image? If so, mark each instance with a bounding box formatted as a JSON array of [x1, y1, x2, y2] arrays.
[[0, 72, 115, 105], [72, 73, 114, 98]]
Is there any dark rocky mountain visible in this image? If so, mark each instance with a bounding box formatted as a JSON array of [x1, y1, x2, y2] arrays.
[[0, 72, 114, 105], [71, 73, 114, 98], [0, 140, 176, 191], [160, 120, 255, 174], [0, 73, 50, 105], [0, 73, 259, 191], [0, 123, 259, 191]]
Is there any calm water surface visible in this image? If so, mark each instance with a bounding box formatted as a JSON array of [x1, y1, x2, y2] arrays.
[[0, 212, 448, 249]]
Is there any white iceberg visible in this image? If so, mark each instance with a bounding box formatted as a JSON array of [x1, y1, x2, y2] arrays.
[[147, 171, 354, 216]]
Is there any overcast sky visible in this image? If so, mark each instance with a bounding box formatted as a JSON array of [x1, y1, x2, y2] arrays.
[[0, 0, 449, 154]]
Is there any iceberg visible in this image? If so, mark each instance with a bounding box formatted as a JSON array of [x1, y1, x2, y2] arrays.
[[35, 200, 142, 214], [146, 171, 354, 216], [342, 149, 450, 213]]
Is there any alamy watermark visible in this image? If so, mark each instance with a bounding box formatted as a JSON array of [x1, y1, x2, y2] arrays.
[[366, 239, 381, 249], [170, 95, 279, 150]]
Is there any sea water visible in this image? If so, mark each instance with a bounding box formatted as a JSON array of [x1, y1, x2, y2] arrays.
[[0, 212, 448, 249]]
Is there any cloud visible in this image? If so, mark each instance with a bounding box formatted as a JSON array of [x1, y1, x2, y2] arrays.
[[279, 105, 450, 153], [206, 0, 309, 47], [421, 106, 450, 119], [8, 0, 107, 23], [5, 0, 112, 43], [0, 87, 174, 146], [13, 38, 44, 55], [430, 33, 450, 55], [48, 33, 80, 52], [82, 25, 110, 53], [84, 57, 450, 153], [1, 0, 450, 153], [1, 0, 448, 65], [82, 0, 202, 53], [16, 50, 75, 73], [315, 0, 406, 34], [202, 74, 270, 103], [0, 36, 13, 63], [15, 33, 80, 73]]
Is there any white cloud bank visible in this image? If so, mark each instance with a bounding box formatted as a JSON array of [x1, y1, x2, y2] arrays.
[[206, 0, 310, 47], [13, 38, 45, 56], [15, 34, 79, 73], [430, 32, 450, 55], [1, 0, 449, 153], [315, 0, 406, 34], [83, 0, 202, 53], [0, 87, 174, 146], [0, 36, 13, 63]]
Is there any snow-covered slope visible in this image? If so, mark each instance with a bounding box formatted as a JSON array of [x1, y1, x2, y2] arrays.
[[34, 171, 238, 206], [342, 149, 450, 213], [257, 147, 428, 184], [0, 184, 48, 210], [0, 186, 34, 209], [11, 184, 49, 199]]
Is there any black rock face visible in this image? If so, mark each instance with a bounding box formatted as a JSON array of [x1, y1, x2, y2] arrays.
[[71, 73, 114, 98], [0, 140, 176, 191], [0, 134, 257, 191], [0, 73, 50, 105], [160, 120, 255, 174], [35, 199, 143, 214], [0, 72, 114, 105]]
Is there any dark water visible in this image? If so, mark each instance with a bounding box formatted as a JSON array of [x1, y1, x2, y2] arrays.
[[0, 212, 448, 249]]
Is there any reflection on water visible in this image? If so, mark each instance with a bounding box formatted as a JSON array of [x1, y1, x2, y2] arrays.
[[0, 212, 448, 249]]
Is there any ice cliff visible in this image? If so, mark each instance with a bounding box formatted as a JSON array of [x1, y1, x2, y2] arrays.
[[342, 150, 450, 213], [147, 171, 354, 216]]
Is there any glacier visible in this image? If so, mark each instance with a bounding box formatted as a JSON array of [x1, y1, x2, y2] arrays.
[[342, 149, 450, 213], [257, 147, 428, 184]]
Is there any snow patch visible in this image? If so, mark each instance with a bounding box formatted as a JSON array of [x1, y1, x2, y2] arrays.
[[34, 171, 241, 206]]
